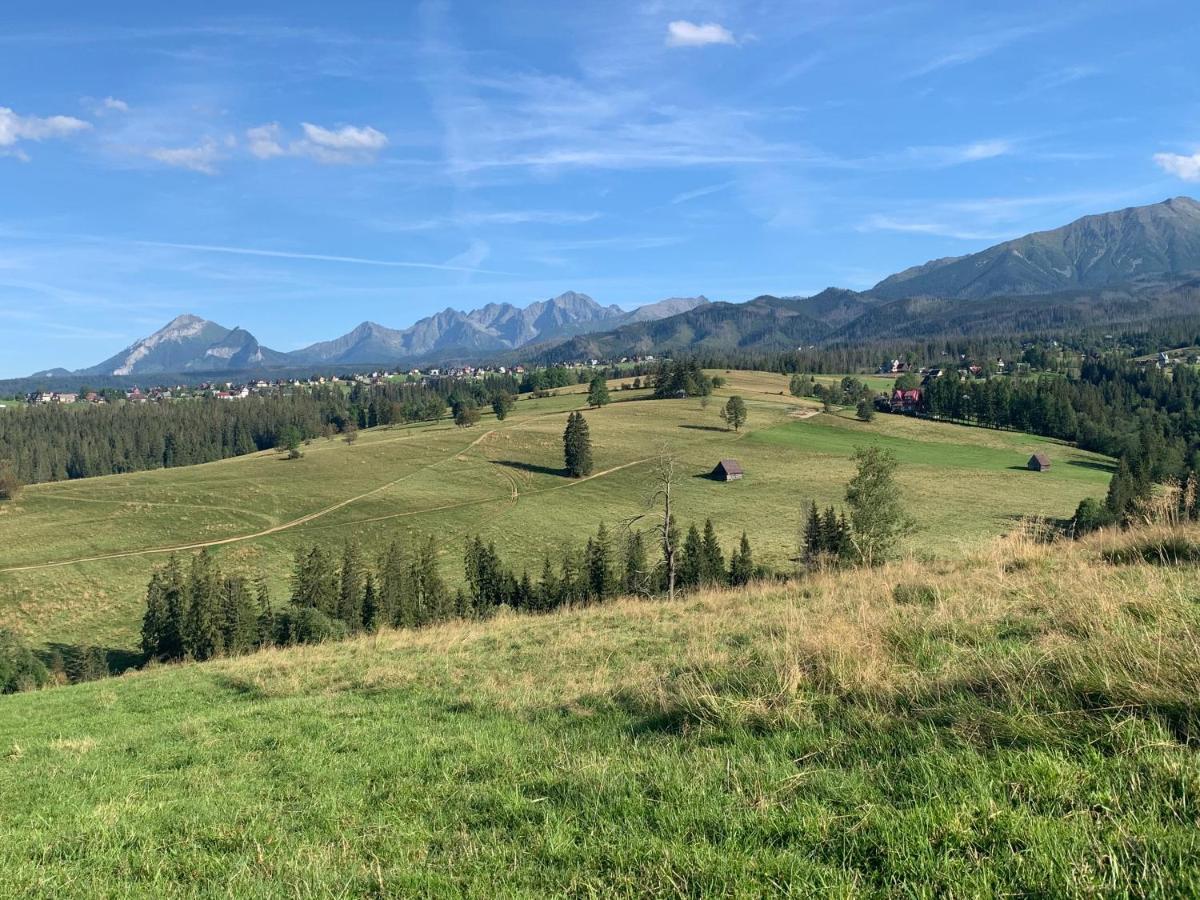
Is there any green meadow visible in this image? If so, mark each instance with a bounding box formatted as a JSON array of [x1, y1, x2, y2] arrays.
[[2, 525, 1198, 897], [0, 371, 1111, 656]]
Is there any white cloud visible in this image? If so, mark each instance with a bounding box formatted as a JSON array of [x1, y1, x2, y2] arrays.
[[246, 123, 285, 159], [0, 106, 90, 149], [146, 139, 223, 174], [300, 122, 388, 151], [665, 20, 736, 48], [101, 96, 129, 113], [1154, 151, 1200, 182], [245, 121, 388, 164]]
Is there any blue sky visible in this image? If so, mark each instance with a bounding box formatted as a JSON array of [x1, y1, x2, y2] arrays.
[[2, 0, 1198, 375]]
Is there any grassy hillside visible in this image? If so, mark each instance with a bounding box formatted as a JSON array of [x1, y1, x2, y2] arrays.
[[0, 371, 1111, 656], [2, 526, 1198, 896]]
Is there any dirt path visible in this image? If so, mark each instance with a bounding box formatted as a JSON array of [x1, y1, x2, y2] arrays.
[[0, 402, 645, 575], [0, 429, 501, 575]]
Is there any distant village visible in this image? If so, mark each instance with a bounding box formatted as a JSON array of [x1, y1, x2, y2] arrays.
[[16, 357, 659, 407], [12, 340, 1198, 409]]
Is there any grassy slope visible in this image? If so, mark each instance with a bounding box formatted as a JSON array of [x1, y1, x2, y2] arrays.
[[2, 526, 1198, 896], [0, 371, 1111, 655]]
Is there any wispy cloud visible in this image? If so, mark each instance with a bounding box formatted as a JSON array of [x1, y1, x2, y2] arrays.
[[377, 210, 601, 231], [665, 21, 736, 48], [146, 138, 225, 174], [859, 187, 1156, 242], [671, 181, 736, 204], [902, 139, 1015, 166], [858, 214, 1006, 241], [909, 17, 1070, 77], [1154, 151, 1200, 182], [123, 238, 515, 274]]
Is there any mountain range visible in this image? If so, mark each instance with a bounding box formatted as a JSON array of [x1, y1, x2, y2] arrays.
[[74, 293, 710, 377], [51, 197, 1200, 378]]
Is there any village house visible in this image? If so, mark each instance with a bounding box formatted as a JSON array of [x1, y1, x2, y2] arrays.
[[1028, 453, 1052, 472], [889, 388, 922, 413]]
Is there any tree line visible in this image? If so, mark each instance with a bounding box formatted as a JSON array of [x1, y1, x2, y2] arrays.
[[140, 519, 762, 664], [918, 358, 1200, 528]]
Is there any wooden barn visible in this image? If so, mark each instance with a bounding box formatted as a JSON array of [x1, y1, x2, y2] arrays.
[[1028, 453, 1051, 472], [712, 459, 744, 481]]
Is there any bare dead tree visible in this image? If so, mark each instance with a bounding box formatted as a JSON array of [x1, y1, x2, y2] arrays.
[[621, 449, 680, 602]]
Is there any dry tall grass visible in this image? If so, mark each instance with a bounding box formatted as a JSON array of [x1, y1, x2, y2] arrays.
[[195, 522, 1200, 751]]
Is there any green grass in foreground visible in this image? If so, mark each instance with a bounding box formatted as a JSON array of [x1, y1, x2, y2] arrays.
[[2, 525, 1198, 897], [0, 371, 1111, 655]]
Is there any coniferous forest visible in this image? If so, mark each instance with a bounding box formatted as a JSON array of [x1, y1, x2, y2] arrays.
[[140, 520, 760, 664]]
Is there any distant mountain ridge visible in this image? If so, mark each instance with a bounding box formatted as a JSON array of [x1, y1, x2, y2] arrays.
[[871, 196, 1200, 300], [45, 197, 1200, 378], [69, 293, 711, 376]]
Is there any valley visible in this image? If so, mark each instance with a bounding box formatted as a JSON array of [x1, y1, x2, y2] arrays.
[[0, 371, 1110, 657]]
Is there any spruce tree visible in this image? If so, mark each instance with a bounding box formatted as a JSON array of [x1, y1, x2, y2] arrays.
[[255, 579, 275, 647], [538, 555, 559, 612], [622, 530, 648, 596], [802, 501, 822, 564], [337, 541, 366, 630], [563, 411, 594, 477], [700, 519, 726, 585], [378, 540, 410, 627], [584, 523, 614, 600], [362, 574, 380, 631], [185, 551, 223, 661], [679, 524, 703, 589], [141, 569, 169, 660], [729, 532, 754, 586], [412, 535, 448, 625], [291, 545, 337, 616]]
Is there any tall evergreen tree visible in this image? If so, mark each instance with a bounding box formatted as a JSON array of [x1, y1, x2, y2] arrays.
[[679, 524, 703, 589], [729, 532, 754, 586], [622, 530, 649, 596], [584, 523, 614, 600], [255, 579, 274, 647], [563, 411, 594, 477], [412, 535, 448, 625], [362, 573, 380, 631], [337, 541, 366, 630], [699, 519, 726, 585], [291, 545, 337, 616], [184, 551, 223, 660], [141, 569, 170, 660]]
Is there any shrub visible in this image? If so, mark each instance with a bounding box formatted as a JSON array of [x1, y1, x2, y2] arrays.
[[0, 460, 22, 502], [275, 608, 349, 645], [0, 630, 49, 694]]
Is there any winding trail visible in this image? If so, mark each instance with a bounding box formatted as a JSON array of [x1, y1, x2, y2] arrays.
[[0, 404, 653, 576], [0, 428, 501, 575]]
